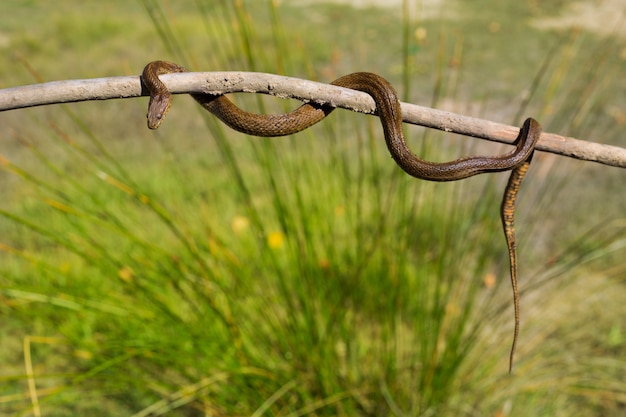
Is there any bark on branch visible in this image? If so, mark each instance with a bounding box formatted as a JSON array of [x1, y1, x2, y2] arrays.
[[1, 72, 624, 169]]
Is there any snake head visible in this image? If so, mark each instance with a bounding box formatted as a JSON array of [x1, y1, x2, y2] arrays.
[[146, 93, 172, 129]]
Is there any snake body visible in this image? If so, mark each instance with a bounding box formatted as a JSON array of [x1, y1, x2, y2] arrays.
[[141, 61, 540, 372], [142, 61, 538, 181], [501, 144, 536, 373]]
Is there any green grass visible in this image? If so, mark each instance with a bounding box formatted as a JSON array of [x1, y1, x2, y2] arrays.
[[1, 0, 625, 416]]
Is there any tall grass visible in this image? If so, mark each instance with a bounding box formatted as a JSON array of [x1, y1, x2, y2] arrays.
[[1, 0, 625, 416]]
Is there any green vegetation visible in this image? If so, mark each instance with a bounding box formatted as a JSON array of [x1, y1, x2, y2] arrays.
[[1, 0, 625, 415]]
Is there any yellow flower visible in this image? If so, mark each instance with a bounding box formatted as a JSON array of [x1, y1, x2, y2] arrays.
[[118, 266, 135, 283], [231, 215, 250, 235], [483, 272, 496, 289], [414, 27, 427, 41], [267, 231, 285, 249]]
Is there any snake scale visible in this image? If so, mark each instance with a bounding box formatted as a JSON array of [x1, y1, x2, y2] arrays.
[[141, 61, 541, 372]]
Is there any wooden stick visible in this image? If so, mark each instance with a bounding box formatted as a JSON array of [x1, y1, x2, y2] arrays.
[[1, 72, 624, 168]]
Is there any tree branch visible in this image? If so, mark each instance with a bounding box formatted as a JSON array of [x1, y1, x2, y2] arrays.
[[1, 72, 624, 169]]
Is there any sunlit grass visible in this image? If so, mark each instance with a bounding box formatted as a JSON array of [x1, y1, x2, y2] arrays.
[[1, 0, 625, 416]]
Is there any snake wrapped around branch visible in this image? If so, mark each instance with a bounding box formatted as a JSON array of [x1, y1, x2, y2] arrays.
[[141, 60, 541, 372]]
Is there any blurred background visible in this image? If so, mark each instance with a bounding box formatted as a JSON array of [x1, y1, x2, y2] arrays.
[[1, 1, 625, 415]]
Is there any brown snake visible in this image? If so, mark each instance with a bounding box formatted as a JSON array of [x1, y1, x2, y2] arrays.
[[141, 60, 541, 372]]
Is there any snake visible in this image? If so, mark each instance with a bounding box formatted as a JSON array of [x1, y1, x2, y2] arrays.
[[501, 141, 536, 373], [141, 60, 541, 372]]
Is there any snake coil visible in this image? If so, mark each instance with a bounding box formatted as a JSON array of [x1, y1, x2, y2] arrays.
[[141, 61, 541, 372]]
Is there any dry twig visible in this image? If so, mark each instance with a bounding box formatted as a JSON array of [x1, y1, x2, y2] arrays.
[[1, 72, 624, 168]]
